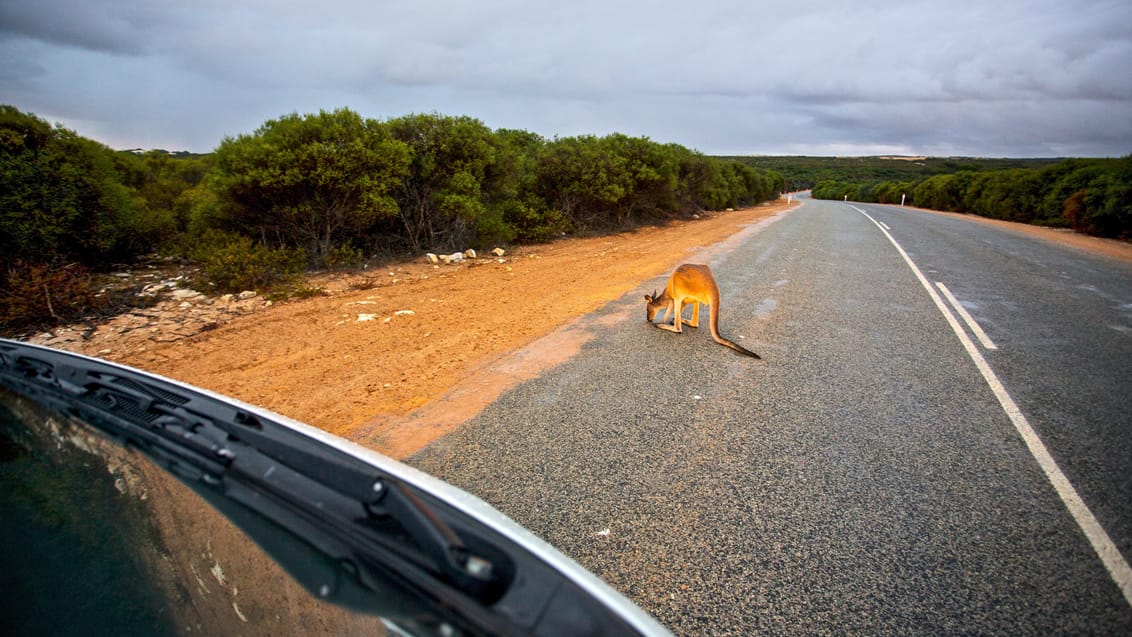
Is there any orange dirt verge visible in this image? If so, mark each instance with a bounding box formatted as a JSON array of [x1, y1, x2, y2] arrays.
[[65, 198, 1130, 459]]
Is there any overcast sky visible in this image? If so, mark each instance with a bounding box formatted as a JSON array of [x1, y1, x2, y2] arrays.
[[2, 0, 1130, 157]]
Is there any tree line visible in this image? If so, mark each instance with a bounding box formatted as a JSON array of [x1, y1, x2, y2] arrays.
[[727, 155, 1057, 193], [1, 105, 783, 333], [809, 156, 1132, 238]]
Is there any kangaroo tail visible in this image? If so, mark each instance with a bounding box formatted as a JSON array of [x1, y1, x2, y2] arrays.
[[708, 301, 761, 359], [715, 336, 761, 359]]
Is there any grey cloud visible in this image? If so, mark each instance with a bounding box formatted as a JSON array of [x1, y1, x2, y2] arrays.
[[0, 0, 168, 54], [2, 0, 1130, 156]]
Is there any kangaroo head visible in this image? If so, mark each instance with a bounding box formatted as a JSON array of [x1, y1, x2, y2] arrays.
[[644, 290, 661, 322]]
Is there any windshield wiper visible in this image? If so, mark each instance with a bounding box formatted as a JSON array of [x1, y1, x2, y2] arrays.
[[0, 340, 671, 636], [0, 340, 513, 631]]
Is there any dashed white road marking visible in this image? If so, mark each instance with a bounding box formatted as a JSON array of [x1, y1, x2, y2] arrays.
[[851, 204, 1132, 608]]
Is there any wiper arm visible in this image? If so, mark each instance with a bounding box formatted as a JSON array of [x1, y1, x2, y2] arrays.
[[0, 341, 510, 631]]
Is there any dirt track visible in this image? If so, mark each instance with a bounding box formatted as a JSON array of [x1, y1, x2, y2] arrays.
[[77, 199, 1130, 459]]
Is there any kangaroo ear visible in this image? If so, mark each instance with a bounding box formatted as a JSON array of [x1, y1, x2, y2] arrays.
[[643, 295, 652, 302]]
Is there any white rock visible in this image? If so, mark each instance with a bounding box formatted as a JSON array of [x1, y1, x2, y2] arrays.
[[425, 253, 439, 264], [491, 247, 506, 257], [169, 288, 202, 300], [463, 249, 476, 259]]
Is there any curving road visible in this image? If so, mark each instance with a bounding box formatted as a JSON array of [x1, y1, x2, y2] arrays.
[[411, 196, 1132, 635]]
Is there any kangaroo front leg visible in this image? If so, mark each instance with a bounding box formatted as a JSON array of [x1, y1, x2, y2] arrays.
[[658, 299, 684, 333]]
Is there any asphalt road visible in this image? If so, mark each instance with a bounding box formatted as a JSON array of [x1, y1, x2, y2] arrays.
[[411, 197, 1132, 635]]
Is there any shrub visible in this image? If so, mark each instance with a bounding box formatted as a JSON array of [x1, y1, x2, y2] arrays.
[[500, 198, 570, 243], [473, 205, 518, 247], [321, 243, 365, 270], [189, 231, 306, 293]]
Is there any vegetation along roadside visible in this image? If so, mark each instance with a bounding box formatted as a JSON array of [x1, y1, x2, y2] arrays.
[[1, 105, 782, 334]]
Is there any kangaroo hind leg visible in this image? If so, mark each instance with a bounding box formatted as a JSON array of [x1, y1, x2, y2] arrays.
[[684, 301, 701, 328]]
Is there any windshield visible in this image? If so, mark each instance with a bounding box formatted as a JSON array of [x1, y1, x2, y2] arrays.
[[0, 387, 388, 636]]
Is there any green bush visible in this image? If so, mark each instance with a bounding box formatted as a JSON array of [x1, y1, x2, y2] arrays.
[[321, 243, 366, 269], [1, 106, 188, 271], [500, 197, 570, 243], [473, 205, 518, 247], [189, 231, 306, 293]]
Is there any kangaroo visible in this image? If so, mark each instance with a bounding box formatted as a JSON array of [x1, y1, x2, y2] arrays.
[[644, 264, 760, 359]]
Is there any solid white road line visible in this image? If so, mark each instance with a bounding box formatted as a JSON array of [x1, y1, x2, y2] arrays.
[[850, 204, 1132, 607], [936, 281, 999, 350]]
